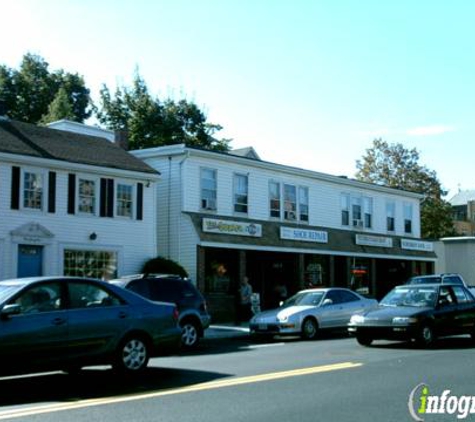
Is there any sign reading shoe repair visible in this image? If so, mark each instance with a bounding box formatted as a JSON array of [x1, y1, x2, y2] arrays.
[[280, 227, 328, 243], [202, 218, 262, 237]]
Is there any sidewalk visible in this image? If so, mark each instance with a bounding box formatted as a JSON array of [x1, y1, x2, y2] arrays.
[[204, 323, 250, 340]]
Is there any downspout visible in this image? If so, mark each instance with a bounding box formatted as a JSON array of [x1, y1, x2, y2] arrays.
[[167, 156, 172, 259]]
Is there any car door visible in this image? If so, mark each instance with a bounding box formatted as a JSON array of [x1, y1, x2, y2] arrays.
[[0, 281, 67, 371], [434, 286, 460, 336], [337, 290, 369, 324], [66, 280, 130, 362], [318, 290, 347, 328], [451, 286, 475, 333]]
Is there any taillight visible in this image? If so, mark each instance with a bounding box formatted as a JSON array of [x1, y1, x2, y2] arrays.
[[173, 307, 179, 322]]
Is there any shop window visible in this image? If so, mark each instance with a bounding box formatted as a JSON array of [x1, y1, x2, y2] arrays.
[[299, 186, 309, 222], [201, 168, 217, 211], [341, 194, 350, 226], [350, 258, 371, 295], [386, 201, 396, 232], [363, 197, 373, 229], [404, 203, 413, 234], [64, 249, 118, 280], [284, 184, 297, 220], [304, 255, 329, 288], [233, 174, 248, 213], [269, 181, 281, 218]]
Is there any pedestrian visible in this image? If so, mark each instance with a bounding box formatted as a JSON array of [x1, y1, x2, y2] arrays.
[[238, 276, 253, 323]]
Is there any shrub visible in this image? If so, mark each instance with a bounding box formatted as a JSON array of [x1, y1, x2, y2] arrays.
[[142, 256, 188, 278]]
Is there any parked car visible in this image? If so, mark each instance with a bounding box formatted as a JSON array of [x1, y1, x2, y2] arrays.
[[0, 276, 181, 376], [348, 283, 475, 347], [249, 287, 378, 340], [407, 273, 467, 287], [109, 274, 211, 349]]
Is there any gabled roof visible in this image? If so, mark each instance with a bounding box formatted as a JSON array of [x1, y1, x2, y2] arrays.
[[448, 190, 475, 206], [229, 146, 261, 160], [0, 119, 158, 175]]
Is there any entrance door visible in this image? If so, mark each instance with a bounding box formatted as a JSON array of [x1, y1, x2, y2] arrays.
[[18, 245, 44, 277]]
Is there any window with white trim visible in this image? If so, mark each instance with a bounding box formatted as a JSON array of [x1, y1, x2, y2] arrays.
[[23, 171, 43, 210], [78, 178, 97, 214], [269, 181, 281, 218], [404, 203, 413, 234], [363, 197, 373, 229], [299, 186, 309, 222], [233, 174, 248, 213], [116, 183, 133, 218], [341, 193, 373, 229], [64, 249, 118, 280], [284, 184, 297, 221], [352, 196, 362, 228], [201, 168, 217, 211], [341, 194, 350, 226], [386, 201, 395, 232]]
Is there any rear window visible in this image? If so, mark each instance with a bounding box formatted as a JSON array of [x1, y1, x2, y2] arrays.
[[408, 276, 441, 285]]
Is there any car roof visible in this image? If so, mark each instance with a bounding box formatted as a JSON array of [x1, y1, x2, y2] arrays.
[[109, 274, 185, 283], [298, 287, 352, 294], [0, 276, 102, 286], [396, 282, 460, 288]]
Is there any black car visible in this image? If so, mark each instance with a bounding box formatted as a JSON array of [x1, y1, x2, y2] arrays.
[[0, 276, 181, 376], [110, 274, 211, 349], [348, 283, 475, 347]]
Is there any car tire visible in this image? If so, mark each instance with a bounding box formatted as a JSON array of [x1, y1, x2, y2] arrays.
[[113, 335, 150, 373], [181, 320, 200, 349], [416, 324, 435, 348], [356, 334, 373, 347], [301, 317, 318, 340]]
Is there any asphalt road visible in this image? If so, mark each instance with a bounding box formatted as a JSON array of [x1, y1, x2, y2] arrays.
[[1, 333, 474, 422]]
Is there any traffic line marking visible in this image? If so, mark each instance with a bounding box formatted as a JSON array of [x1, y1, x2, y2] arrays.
[[0, 362, 362, 420]]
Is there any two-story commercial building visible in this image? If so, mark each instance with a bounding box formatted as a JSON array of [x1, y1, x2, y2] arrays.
[[0, 117, 159, 280], [132, 144, 436, 321]]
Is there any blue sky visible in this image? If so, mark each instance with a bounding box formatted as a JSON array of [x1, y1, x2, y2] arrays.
[[2, 0, 474, 197]]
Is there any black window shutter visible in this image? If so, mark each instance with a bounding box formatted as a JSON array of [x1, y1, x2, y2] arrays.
[[11, 166, 20, 210], [107, 179, 114, 217], [136, 182, 144, 220], [100, 178, 107, 217], [68, 174, 76, 214], [48, 171, 56, 213]]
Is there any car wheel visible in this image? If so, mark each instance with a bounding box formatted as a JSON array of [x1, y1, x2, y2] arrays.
[[114, 335, 149, 373], [356, 334, 373, 347], [181, 320, 200, 349], [301, 318, 318, 340], [417, 324, 435, 348]]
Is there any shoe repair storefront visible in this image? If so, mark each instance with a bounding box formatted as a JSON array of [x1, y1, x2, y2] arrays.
[[190, 214, 436, 322]]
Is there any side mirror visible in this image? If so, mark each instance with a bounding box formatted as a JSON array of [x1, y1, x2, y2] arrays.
[[322, 298, 333, 306], [1, 303, 21, 318]]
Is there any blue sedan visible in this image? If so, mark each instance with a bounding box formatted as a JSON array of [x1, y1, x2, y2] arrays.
[[0, 276, 181, 376]]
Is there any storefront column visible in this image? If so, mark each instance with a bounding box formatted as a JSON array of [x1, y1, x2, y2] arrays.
[[329, 256, 335, 287], [346, 256, 352, 288], [197, 245, 206, 291], [298, 254, 305, 290], [371, 258, 377, 298], [238, 250, 246, 282]]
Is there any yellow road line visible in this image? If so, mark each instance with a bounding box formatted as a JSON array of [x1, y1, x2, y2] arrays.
[[0, 362, 362, 420]]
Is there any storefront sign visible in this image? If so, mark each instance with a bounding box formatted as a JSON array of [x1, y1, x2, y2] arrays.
[[355, 234, 393, 248], [280, 227, 328, 243], [401, 239, 434, 252], [202, 218, 262, 237]]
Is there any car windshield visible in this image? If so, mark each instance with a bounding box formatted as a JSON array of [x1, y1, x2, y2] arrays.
[[282, 291, 325, 307], [380, 286, 438, 307], [408, 276, 441, 285], [0, 284, 24, 304]]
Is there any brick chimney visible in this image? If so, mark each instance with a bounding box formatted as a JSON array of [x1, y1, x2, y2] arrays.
[[114, 129, 129, 150]]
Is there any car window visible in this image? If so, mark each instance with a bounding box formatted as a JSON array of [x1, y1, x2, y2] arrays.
[[451, 286, 471, 303], [338, 290, 360, 303], [182, 282, 197, 298], [438, 286, 456, 306], [444, 276, 463, 285], [127, 279, 150, 297], [68, 282, 123, 309], [10, 282, 62, 314], [409, 276, 441, 285], [147, 279, 181, 302], [325, 290, 342, 304]]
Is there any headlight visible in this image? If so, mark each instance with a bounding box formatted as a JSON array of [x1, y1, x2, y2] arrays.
[[277, 314, 289, 323], [350, 315, 365, 324], [392, 317, 418, 325]]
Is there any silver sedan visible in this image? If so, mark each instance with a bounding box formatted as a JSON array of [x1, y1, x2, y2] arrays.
[[249, 287, 378, 340]]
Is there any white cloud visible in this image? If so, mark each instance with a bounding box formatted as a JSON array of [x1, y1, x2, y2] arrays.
[[406, 125, 455, 136]]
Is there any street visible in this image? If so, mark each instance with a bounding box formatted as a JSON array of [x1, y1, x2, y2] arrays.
[[0, 333, 474, 422]]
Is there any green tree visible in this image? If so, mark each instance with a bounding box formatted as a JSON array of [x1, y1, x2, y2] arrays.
[[356, 139, 455, 239], [96, 72, 230, 151], [40, 86, 76, 123], [0, 53, 92, 123]]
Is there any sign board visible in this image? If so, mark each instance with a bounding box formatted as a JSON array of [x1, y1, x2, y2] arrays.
[[202, 218, 262, 237], [280, 227, 328, 243], [401, 239, 434, 252], [355, 234, 393, 248]]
